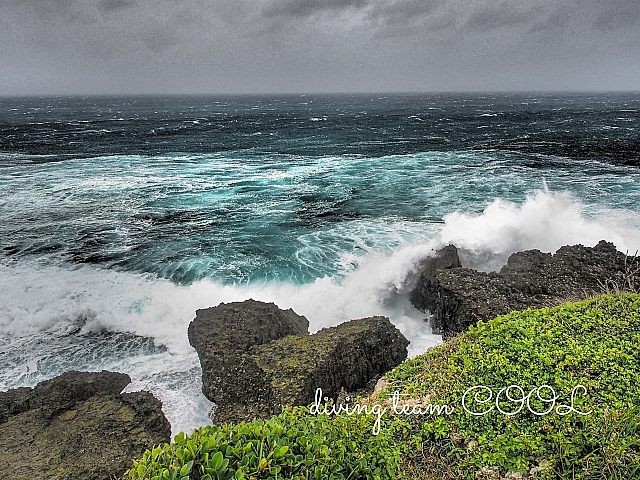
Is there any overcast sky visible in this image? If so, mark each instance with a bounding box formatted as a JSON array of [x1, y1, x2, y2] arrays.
[[1, 0, 639, 95]]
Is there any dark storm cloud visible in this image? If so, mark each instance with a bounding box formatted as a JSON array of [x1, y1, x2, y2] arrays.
[[524, 0, 640, 35], [264, 0, 369, 18], [100, 0, 137, 12], [0, 0, 639, 94], [465, 3, 532, 32]]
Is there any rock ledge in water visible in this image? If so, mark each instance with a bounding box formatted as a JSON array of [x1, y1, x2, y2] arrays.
[[188, 300, 409, 423], [410, 240, 639, 339], [0, 370, 171, 480]]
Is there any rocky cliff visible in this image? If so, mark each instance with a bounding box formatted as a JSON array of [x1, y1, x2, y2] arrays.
[[411, 240, 639, 339]]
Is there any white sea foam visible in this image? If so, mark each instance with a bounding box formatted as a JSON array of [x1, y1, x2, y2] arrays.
[[2, 189, 640, 433], [3, 189, 638, 354], [438, 189, 640, 271]]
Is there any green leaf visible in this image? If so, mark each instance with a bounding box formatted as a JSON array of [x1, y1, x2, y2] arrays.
[[179, 460, 193, 477], [273, 445, 289, 459], [201, 439, 211, 453], [175, 449, 184, 462], [211, 451, 223, 470]]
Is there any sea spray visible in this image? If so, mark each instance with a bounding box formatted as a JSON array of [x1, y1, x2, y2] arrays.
[[3, 188, 640, 434], [439, 190, 640, 271]]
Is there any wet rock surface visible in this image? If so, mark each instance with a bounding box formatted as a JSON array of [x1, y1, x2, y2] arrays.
[[254, 316, 409, 411], [410, 244, 463, 314], [188, 300, 409, 423], [411, 240, 639, 339], [188, 299, 310, 423], [0, 370, 171, 480]]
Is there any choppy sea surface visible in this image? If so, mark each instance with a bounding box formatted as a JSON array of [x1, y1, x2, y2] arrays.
[[1, 93, 639, 434]]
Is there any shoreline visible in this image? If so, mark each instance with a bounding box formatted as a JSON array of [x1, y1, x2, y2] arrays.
[[3, 240, 638, 478]]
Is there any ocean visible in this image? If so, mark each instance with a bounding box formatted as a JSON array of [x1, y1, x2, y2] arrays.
[[1, 93, 639, 434]]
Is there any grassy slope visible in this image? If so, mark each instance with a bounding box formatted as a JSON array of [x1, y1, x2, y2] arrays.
[[126, 294, 640, 480], [385, 293, 640, 479]]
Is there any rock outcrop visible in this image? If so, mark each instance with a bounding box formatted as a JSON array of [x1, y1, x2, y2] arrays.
[[410, 244, 462, 314], [188, 299, 310, 422], [411, 240, 639, 339], [188, 300, 409, 423], [0, 370, 171, 480], [254, 316, 410, 410]]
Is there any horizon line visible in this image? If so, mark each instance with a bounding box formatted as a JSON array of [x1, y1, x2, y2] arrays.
[[1, 89, 639, 99]]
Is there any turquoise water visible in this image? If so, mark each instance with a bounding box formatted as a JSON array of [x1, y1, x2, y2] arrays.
[[1, 94, 639, 433], [3, 150, 638, 283]]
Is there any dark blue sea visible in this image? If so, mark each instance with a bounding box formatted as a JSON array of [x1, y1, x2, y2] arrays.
[[1, 93, 639, 433]]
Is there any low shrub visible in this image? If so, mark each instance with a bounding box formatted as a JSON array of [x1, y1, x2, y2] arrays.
[[385, 293, 640, 479], [125, 403, 402, 480]]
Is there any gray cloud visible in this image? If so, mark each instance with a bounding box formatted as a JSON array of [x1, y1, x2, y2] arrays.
[[465, 3, 533, 32], [0, 0, 638, 95], [593, 0, 640, 31], [365, 0, 447, 31], [100, 0, 137, 12], [263, 0, 369, 18], [529, 5, 575, 35]]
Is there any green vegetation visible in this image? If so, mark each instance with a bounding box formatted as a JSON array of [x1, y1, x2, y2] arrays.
[[124, 403, 401, 480], [127, 294, 640, 479], [386, 293, 640, 479]]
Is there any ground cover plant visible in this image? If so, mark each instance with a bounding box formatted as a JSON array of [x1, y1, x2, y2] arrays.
[[125, 402, 401, 480], [386, 293, 640, 479]]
